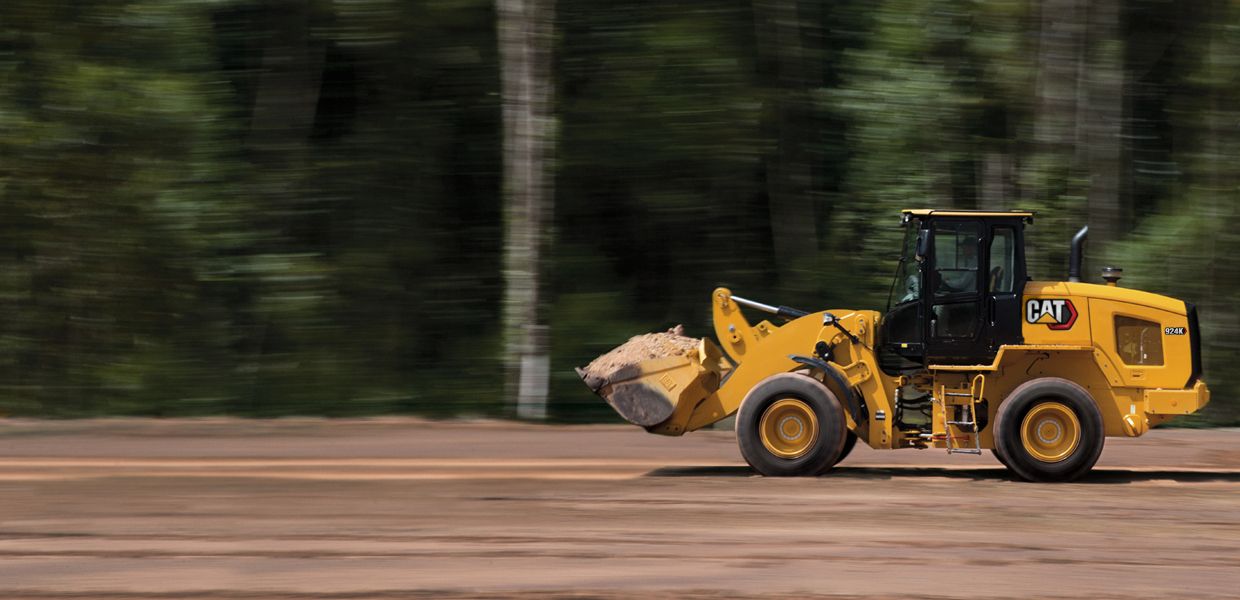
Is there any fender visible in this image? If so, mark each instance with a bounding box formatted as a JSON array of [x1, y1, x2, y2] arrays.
[[789, 354, 868, 423]]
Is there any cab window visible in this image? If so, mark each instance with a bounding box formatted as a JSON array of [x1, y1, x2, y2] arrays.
[[933, 222, 981, 297], [989, 227, 1016, 293], [930, 221, 981, 339], [893, 226, 922, 305]]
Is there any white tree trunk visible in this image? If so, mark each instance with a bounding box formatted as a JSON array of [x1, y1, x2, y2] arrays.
[[499, 0, 555, 420]]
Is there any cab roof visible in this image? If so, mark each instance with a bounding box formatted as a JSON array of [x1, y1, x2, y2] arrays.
[[902, 209, 1034, 222]]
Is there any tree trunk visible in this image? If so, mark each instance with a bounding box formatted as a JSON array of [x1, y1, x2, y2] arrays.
[[980, 152, 1014, 208], [499, 0, 556, 420], [1027, 0, 1086, 202], [248, 1, 325, 160], [1083, 0, 1125, 263], [753, 0, 819, 287]]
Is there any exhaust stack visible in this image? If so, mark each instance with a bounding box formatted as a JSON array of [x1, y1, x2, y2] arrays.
[[1068, 225, 1088, 282]]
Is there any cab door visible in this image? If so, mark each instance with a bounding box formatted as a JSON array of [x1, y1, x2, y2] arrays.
[[986, 223, 1025, 352], [925, 218, 1026, 365], [925, 219, 986, 364], [878, 222, 929, 372]]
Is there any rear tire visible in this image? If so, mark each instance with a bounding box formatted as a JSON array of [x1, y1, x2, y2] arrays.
[[994, 378, 1104, 482], [991, 447, 1014, 471], [735, 373, 847, 477]]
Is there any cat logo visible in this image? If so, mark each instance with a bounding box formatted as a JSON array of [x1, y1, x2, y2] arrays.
[[1025, 298, 1078, 330]]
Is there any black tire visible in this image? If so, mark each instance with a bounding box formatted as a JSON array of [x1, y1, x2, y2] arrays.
[[833, 430, 859, 468], [990, 408, 1014, 472], [991, 447, 1014, 471], [735, 373, 848, 477], [993, 377, 1105, 482]]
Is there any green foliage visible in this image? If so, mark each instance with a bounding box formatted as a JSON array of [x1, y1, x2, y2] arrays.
[[0, 0, 1236, 424]]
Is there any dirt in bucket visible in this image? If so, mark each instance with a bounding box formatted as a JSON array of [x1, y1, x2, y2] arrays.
[[579, 325, 701, 389]]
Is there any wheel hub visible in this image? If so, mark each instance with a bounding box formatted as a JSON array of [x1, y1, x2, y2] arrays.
[[759, 398, 818, 459], [1020, 401, 1081, 463]]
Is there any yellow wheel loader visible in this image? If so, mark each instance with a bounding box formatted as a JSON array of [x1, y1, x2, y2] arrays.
[[580, 209, 1210, 482]]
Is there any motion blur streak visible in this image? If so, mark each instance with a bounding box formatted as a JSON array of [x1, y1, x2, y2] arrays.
[[0, 1, 1236, 424]]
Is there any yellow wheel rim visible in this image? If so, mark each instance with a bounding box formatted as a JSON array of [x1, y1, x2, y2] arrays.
[[759, 398, 819, 459], [1020, 402, 1081, 463]]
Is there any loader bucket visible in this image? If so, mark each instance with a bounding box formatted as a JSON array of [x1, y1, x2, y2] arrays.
[[578, 338, 728, 432]]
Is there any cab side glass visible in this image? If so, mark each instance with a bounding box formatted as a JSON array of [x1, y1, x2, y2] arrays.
[[894, 227, 924, 305], [989, 227, 1016, 293], [933, 221, 981, 298]]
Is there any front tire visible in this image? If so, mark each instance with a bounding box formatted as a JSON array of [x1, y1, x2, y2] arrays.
[[735, 373, 848, 477], [993, 378, 1104, 482], [834, 430, 859, 467]]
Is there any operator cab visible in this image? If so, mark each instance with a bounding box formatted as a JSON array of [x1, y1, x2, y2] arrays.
[[879, 209, 1032, 371]]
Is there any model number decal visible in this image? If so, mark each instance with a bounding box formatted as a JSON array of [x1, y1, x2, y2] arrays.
[[1164, 327, 1186, 335], [1025, 298, 1078, 330]]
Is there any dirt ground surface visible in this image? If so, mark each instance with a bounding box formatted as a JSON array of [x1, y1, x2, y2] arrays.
[[0, 418, 1237, 599]]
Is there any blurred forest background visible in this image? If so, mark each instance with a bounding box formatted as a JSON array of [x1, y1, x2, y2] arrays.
[[0, 0, 1236, 423]]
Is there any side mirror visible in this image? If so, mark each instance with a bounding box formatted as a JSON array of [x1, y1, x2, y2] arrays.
[[916, 229, 930, 262]]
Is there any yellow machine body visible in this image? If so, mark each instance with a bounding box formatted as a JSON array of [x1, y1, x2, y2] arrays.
[[587, 210, 1209, 459], [600, 282, 1207, 452]]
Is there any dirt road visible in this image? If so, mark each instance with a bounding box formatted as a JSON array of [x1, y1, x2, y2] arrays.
[[0, 418, 1236, 599]]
